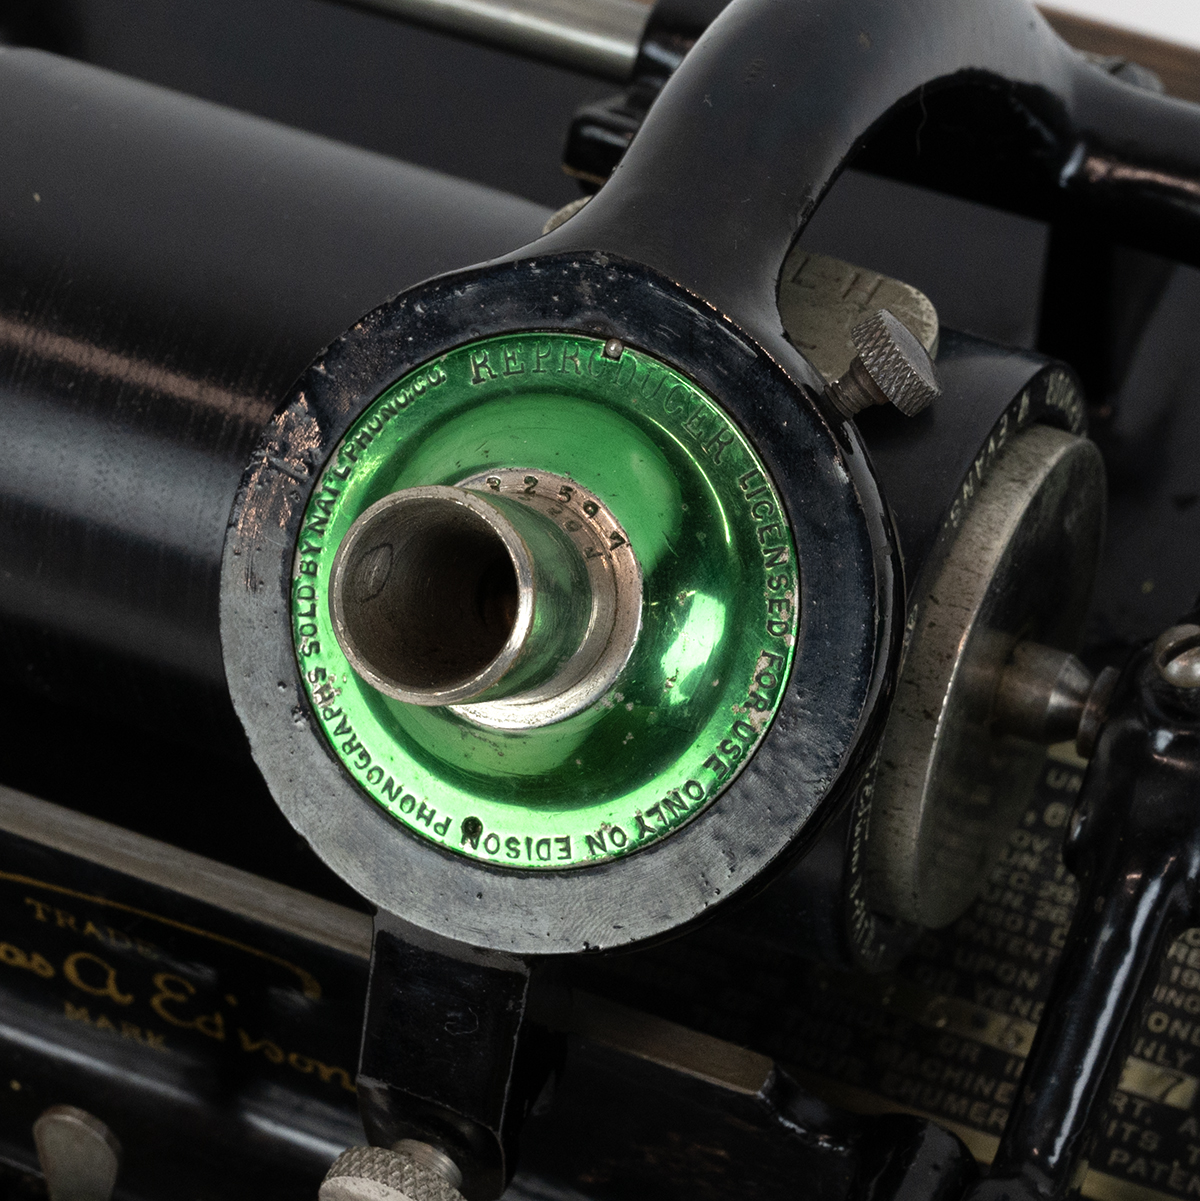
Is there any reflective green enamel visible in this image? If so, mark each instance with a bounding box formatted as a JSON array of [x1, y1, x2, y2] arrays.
[[291, 333, 799, 869]]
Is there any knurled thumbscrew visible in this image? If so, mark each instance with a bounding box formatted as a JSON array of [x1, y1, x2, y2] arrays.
[[827, 308, 941, 418], [320, 1141, 466, 1201]]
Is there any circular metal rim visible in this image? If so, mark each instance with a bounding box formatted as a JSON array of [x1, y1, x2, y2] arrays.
[[289, 331, 805, 871], [449, 468, 643, 731], [219, 253, 899, 954]]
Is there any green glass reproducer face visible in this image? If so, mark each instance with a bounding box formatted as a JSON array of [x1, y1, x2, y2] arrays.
[[291, 333, 799, 869]]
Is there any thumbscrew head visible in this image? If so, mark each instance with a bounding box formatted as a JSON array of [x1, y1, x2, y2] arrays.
[[844, 309, 941, 417], [320, 1144, 465, 1201]]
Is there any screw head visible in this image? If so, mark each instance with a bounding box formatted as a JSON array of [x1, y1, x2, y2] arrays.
[[1153, 624, 1200, 689], [33, 1106, 122, 1201], [851, 309, 941, 416], [320, 1145, 465, 1201]]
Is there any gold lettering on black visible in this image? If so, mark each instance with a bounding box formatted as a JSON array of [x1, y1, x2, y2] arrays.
[[63, 951, 133, 1006], [150, 972, 226, 1041]]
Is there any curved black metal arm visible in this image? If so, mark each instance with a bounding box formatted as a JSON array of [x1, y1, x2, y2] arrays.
[[542, 0, 1200, 358]]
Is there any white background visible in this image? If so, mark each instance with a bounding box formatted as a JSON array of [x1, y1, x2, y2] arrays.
[[1042, 0, 1200, 49]]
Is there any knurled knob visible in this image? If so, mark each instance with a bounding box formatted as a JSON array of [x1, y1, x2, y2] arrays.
[[828, 308, 941, 418], [319, 1145, 466, 1201]]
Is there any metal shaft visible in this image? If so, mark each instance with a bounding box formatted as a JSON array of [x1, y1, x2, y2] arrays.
[[339, 0, 649, 78], [333, 0, 1138, 87]]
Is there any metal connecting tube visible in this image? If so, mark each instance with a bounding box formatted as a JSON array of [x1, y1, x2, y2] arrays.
[[330, 486, 593, 707]]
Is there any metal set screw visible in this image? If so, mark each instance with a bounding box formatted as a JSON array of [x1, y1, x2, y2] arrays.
[[827, 308, 941, 419]]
